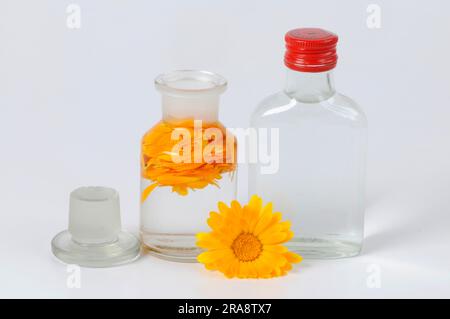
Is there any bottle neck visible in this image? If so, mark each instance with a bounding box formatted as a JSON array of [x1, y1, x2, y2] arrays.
[[161, 93, 220, 123], [284, 68, 336, 103], [155, 70, 226, 123]]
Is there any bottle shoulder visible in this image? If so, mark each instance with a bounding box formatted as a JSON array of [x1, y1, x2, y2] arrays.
[[331, 93, 367, 123], [251, 91, 367, 126]]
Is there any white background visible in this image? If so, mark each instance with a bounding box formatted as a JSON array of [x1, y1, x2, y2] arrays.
[[1, 0, 450, 298]]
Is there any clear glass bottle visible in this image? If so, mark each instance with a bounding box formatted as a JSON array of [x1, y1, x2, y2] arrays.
[[249, 28, 367, 259], [140, 70, 237, 262]]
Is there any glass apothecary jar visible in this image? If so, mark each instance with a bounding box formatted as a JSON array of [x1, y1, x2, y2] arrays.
[[140, 70, 237, 262]]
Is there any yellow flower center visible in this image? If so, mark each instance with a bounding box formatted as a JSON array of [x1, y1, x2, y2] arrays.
[[231, 233, 263, 262]]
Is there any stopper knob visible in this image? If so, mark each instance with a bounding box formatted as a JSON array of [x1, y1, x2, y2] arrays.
[[69, 187, 121, 245]]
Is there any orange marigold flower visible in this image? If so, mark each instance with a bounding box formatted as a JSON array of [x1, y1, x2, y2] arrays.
[[197, 195, 302, 278], [141, 119, 237, 202]]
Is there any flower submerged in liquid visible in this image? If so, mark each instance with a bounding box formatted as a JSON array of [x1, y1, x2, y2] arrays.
[[141, 119, 236, 202]]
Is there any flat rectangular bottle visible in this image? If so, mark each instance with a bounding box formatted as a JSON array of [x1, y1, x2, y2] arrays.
[[249, 28, 367, 259]]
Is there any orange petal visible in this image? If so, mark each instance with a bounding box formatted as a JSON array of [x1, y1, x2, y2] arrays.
[[141, 183, 158, 203]]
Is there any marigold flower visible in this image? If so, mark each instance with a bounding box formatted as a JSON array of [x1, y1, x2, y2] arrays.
[[197, 195, 302, 278], [141, 119, 236, 202]]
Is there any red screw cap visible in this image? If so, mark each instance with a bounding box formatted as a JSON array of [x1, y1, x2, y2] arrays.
[[284, 28, 338, 73]]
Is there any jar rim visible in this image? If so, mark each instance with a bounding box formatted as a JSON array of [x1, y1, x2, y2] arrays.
[[155, 70, 227, 96]]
